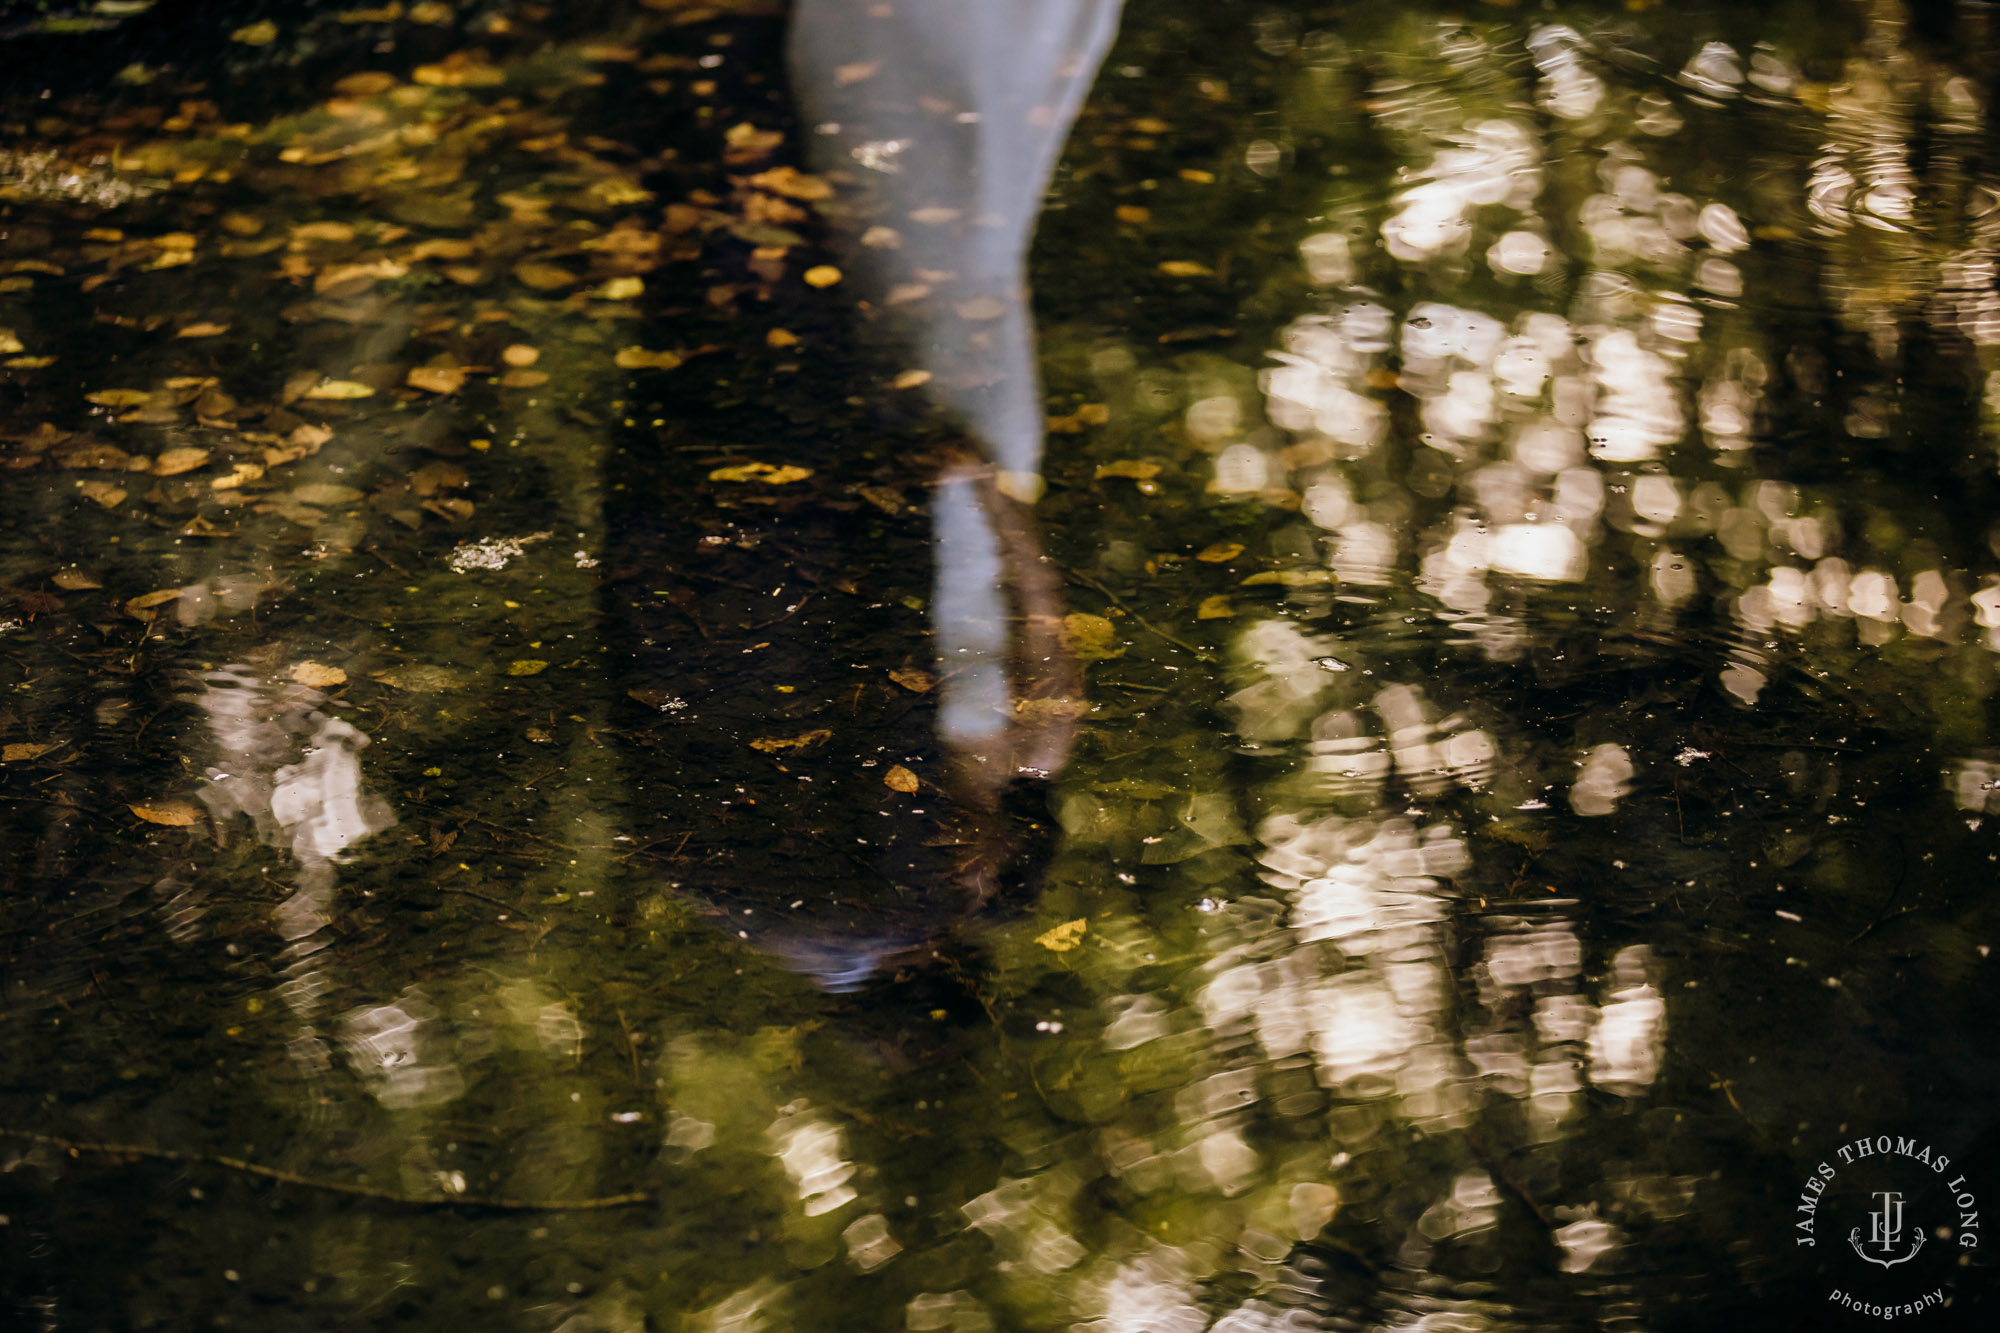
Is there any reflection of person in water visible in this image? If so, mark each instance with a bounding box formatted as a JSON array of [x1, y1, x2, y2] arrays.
[[628, 0, 1127, 989], [789, 0, 1122, 775]]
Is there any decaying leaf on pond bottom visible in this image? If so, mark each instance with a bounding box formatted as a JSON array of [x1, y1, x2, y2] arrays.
[[2, 742, 61, 762], [1197, 595, 1235, 619], [1158, 260, 1214, 277], [176, 322, 230, 338], [78, 481, 126, 509], [373, 665, 466, 692], [888, 667, 935, 693], [749, 730, 832, 753], [803, 265, 842, 288], [513, 262, 580, 291], [508, 660, 549, 676], [501, 345, 540, 367], [123, 589, 183, 618], [86, 389, 151, 408], [1196, 542, 1244, 563], [291, 483, 364, 507], [301, 379, 376, 400], [596, 276, 644, 300], [129, 801, 202, 827], [1240, 568, 1334, 587], [615, 347, 683, 370], [708, 463, 812, 484], [1094, 460, 1161, 481], [406, 365, 467, 394], [1035, 918, 1087, 952], [1060, 613, 1124, 660], [883, 765, 920, 793], [51, 569, 101, 590], [290, 662, 348, 688], [891, 370, 932, 390]]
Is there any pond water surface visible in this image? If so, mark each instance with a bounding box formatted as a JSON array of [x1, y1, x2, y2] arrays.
[[0, 1, 1997, 1329]]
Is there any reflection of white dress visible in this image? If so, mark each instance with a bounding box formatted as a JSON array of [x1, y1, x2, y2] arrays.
[[789, 0, 1123, 482]]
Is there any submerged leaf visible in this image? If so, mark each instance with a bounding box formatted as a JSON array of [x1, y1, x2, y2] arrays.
[[1035, 918, 1088, 953], [708, 462, 812, 484], [883, 765, 920, 793], [508, 659, 549, 676], [291, 662, 348, 688], [302, 379, 376, 400], [130, 800, 201, 826], [2, 742, 59, 762], [1060, 613, 1124, 660], [615, 347, 683, 370], [749, 729, 832, 753]]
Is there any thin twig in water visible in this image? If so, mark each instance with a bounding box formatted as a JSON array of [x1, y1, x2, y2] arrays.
[[1063, 570, 1210, 659], [0, 1128, 652, 1211]]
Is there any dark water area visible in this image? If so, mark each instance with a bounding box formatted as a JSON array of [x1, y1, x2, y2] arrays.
[[0, 0, 1997, 1329]]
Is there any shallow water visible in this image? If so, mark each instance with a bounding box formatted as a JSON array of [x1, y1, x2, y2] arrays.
[[1, 1, 1998, 1329]]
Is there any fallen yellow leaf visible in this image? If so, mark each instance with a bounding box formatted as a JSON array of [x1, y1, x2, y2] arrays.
[[595, 276, 644, 300], [501, 344, 540, 367], [883, 765, 919, 793], [1060, 612, 1124, 660], [176, 322, 230, 338], [708, 463, 813, 484], [87, 389, 152, 407], [1196, 542, 1245, 563], [766, 328, 798, 348], [291, 662, 348, 688], [1035, 918, 1088, 952], [405, 365, 467, 394], [2, 742, 59, 762], [513, 261, 579, 290], [1094, 460, 1161, 481], [231, 20, 277, 45], [1197, 594, 1235, 619], [891, 369, 932, 390], [803, 265, 842, 288], [508, 660, 549, 676], [1158, 260, 1214, 278]]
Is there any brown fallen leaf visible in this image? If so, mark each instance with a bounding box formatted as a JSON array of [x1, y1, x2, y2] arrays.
[[51, 568, 101, 590], [615, 347, 683, 370], [888, 667, 935, 693], [766, 328, 799, 349], [507, 660, 549, 677], [883, 764, 919, 793], [154, 447, 212, 477], [125, 588, 183, 616], [500, 369, 549, 388], [291, 662, 348, 688], [406, 365, 467, 394], [513, 262, 580, 290], [501, 344, 540, 367], [595, 276, 644, 300], [803, 266, 842, 288], [750, 729, 832, 753], [130, 800, 202, 826], [1196, 542, 1245, 563], [291, 483, 364, 506], [176, 322, 230, 339], [1197, 594, 1235, 619], [1094, 460, 1161, 481], [1035, 918, 1088, 952], [87, 389, 152, 408], [891, 370, 932, 390], [1158, 260, 1214, 278], [78, 480, 127, 509], [1116, 204, 1151, 225], [2, 742, 59, 762]]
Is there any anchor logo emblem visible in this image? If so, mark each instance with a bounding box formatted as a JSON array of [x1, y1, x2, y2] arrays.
[[1849, 1190, 1927, 1268]]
